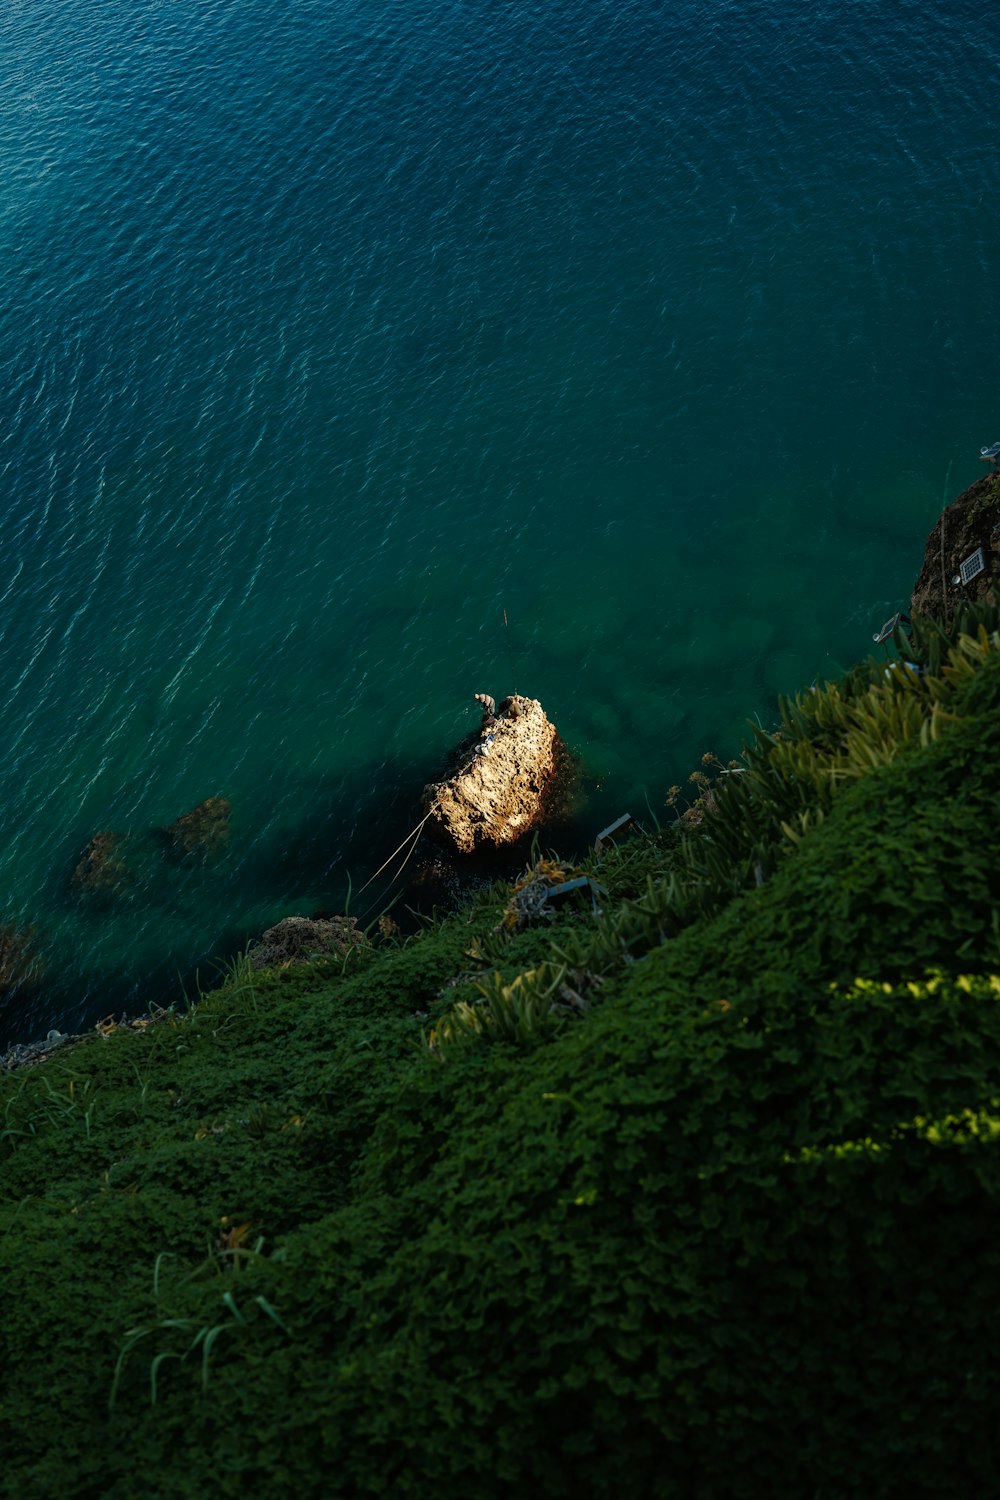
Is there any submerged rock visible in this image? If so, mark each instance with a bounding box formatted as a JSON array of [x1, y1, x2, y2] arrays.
[[911, 473, 1000, 619], [163, 797, 232, 860], [249, 915, 368, 971], [0, 923, 43, 996], [421, 695, 558, 855], [72, 831, 130, 894]]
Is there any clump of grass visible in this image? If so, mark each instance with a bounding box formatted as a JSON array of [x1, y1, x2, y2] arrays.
[[110, 1283, 290, 1410]]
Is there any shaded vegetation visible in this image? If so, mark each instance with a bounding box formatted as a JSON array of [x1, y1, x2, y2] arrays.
[[2, 607, 1000, 1497]]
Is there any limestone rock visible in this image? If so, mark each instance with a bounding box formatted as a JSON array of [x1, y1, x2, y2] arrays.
[[421, 695, 558, 855], [911, 473, 1000, 619], [249, 915, 368, 971]]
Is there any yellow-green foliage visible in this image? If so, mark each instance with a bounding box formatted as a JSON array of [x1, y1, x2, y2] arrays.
[[598, 605, 1000, 945], [2, 607, 1000, 1498], [427, 962, 570, 1053]]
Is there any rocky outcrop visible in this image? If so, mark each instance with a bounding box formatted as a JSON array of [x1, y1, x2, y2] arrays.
[[249, 915, 368, 971], [911, 473, 1000, 619], [421, 695, 558, 855], [163, 797, 231, 860]]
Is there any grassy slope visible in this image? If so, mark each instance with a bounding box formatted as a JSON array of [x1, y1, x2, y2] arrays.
[[2, 613, 1000, 1498]]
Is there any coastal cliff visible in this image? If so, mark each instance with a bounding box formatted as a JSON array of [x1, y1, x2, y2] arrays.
[[2, 509, 1000, 1497]]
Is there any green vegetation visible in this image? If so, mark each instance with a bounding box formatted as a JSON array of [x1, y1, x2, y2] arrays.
[[3, 606, 1000, 1497]]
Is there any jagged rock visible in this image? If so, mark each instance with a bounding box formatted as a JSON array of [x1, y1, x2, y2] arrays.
[[421, 695, 558, 855], [911, 473, 1000, 619], [72, 831, 129, 893], [249, 915, 368, 971], [163, 797, 231, 860]]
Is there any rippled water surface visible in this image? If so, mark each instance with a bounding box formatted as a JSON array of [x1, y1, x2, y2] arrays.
[[1, 0, 998, 1042]]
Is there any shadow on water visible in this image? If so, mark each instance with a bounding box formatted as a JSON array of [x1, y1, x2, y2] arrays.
[[1, 736, 590, 1052]]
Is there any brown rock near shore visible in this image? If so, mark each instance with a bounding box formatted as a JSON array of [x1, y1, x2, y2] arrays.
[[250, 915, 369, 971], [421, 694, 558, 855], [911, 472, 1000, 620]]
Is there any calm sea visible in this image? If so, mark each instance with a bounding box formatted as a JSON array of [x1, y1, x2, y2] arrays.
[[1, 0, 998, 1043]]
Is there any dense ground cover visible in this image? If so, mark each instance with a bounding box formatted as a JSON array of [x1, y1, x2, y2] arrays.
[[2, 608, 999, 1497]]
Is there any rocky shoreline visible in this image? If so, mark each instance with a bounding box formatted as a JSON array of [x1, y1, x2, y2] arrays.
[[0, 701, 566, 1070], [6, 469, 999, 1071]]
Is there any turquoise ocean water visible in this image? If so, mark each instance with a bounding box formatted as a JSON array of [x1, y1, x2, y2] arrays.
[[1, 0, 998, 1044]]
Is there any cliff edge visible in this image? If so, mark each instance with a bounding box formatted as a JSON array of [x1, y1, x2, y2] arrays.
[[911, 471, 1000, 617]]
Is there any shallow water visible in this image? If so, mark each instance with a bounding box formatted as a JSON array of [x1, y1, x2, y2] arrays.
[[1, 0, 998, 1043]]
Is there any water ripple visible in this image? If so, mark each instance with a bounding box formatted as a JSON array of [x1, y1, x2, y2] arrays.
[[0, 0, 998, 1043]]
